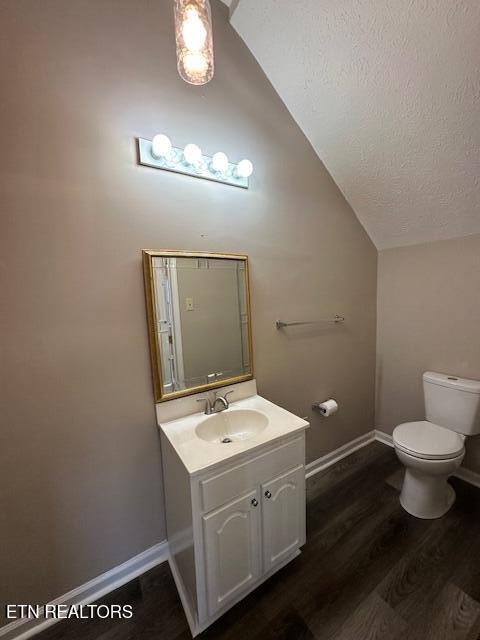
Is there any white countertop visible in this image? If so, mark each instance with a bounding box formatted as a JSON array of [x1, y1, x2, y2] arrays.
[[158, 393, 309, 476]]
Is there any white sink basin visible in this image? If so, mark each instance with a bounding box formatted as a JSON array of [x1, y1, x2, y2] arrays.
[[195, 409, 269, 444]]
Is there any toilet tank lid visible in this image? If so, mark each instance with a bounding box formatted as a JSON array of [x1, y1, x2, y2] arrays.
[[423, 371, 480, 394]]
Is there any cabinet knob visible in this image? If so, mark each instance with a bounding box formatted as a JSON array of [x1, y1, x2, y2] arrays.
[[251, 498, 258, 508], [265, 490, 272, 499]]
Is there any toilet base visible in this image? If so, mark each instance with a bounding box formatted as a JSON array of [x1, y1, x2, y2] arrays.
[[399, 468, 456, 519]]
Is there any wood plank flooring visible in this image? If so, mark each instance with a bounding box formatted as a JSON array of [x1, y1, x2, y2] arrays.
[[36, 442, 480, 640]]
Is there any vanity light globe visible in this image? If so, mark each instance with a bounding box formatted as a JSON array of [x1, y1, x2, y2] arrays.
[[236, 159, 254, 179], [151, 134, 172, 159], [183, 143, 203, 167], [211, 152, 229, 173]]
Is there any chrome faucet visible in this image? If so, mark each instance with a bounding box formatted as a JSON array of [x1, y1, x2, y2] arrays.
[[197, 391, 234, 415], [213, 391, 234, 413], [196, 395, 214, 415]]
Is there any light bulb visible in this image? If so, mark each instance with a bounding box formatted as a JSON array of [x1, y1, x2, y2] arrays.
[[151, 134, 172, 159], [182, 6, 207, 51], [184, 143, 203, 167], [236, 159, 254, 179], [211, 152, 229, 173], [183, 51, 208, 76]]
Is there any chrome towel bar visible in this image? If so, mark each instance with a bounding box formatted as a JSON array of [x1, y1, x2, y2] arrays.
[[275, 315, 345, 329]]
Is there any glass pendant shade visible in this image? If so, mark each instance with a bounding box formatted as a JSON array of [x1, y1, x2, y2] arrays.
[[174, 0, 214, 85]]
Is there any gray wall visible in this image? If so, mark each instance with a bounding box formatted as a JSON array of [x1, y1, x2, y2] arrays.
[[0, 0, 377, 618], [376, 233, 480, 472]]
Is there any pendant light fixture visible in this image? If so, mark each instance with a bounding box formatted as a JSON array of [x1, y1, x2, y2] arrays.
[[174, 0, 214, 85]]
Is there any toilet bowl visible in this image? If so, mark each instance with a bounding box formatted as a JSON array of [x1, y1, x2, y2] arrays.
[[393, 421, 465, 518], [393, 372, 480, 519]]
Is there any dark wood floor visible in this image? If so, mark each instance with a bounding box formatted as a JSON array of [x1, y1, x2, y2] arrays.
[[37, 442, 480, 640]]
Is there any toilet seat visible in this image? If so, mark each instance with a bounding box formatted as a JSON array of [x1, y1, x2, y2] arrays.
[[393, 421, 465, 460]]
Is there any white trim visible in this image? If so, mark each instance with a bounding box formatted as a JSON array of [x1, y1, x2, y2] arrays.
[[305, 428, 480, 490], [455, 466, 480, 489], [374, 429, 480, 488], [374, 429, 393, 447], [168, 257, 186, 389], [305, 430, 376, 479], [0, 541, 169, 640]]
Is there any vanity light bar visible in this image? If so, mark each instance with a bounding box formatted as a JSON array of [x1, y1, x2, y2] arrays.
[[137, 135, 253, 189]]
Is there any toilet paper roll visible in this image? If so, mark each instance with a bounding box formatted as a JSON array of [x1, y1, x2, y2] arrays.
[[315, 399, 338, 417]]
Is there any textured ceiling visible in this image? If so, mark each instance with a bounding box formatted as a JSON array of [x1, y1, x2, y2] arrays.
[[228, 1, 480, 249]]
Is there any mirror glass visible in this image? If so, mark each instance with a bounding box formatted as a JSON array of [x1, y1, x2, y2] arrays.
[[143, 252, 253, 402]]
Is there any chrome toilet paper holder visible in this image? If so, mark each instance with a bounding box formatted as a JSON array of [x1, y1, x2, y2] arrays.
[[312, 399, 338, 416]]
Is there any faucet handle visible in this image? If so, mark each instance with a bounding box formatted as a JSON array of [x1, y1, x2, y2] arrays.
[[196, 397, 212, 415], [214, 389, 234, 400], [221, 390, 235, 408]]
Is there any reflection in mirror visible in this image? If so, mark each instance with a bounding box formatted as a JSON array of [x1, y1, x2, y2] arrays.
[[143, 252, 253, 402]]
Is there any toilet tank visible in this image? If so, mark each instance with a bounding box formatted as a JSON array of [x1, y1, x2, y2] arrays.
[[423, 371, 480, 435]]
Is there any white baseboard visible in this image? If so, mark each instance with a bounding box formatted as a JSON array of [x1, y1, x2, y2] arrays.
[[305, 430, 376, 479], [374, 429, 393, 447], [306, 428, 480, 490], [374, 429, 480, 488], [455, 466, 480, 489], [0, 540, 169, 640]]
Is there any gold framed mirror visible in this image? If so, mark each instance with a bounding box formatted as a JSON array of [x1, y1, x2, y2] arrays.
[[143, 250, 254, 403]]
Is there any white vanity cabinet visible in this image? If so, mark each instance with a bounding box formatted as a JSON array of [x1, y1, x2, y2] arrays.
[[145, 252, 309, 635], [261, 464, 305, 572], [203, 489, 262, 616], [161, 428, 307, 636]]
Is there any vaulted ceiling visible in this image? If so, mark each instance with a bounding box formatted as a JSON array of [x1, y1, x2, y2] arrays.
[[222, 1, 480, 249]]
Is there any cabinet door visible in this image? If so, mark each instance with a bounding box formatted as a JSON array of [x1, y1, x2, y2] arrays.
[[262, 465, 305, 572], [203, 490, 261, 617]]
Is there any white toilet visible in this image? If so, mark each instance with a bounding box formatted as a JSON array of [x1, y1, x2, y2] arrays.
[[393, 371, 480, 519]]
